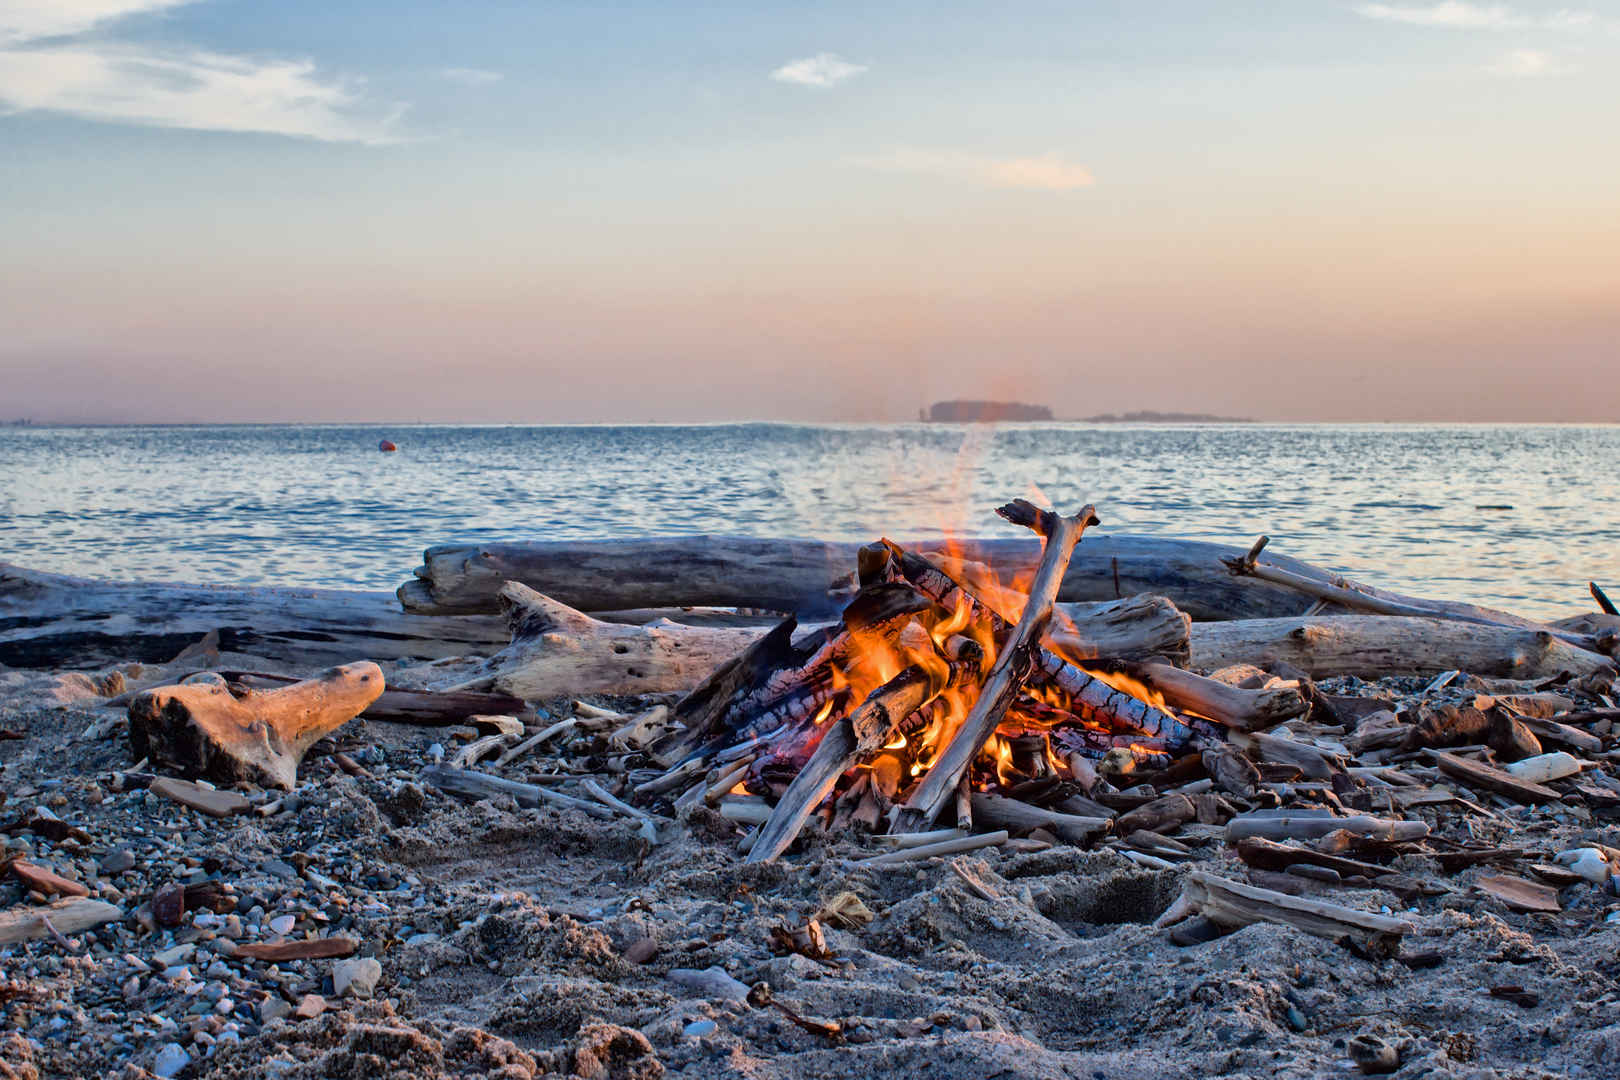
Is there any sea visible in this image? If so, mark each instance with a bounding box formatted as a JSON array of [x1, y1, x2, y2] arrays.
[[2, 423, 1617, 620]]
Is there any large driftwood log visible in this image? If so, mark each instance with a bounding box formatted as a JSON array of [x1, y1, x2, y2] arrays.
[[396, 535, 1346, 621], [486, 583, 767, 699], [128, 662, 384, 790], [1224, 537, 1601, 651], [0, 563, 507, 670], [1189, 616, 1615, 680]]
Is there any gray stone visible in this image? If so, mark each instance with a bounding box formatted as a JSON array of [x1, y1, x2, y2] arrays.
[[333, 956, 381, 999], [152, 1042, 190, 1079]]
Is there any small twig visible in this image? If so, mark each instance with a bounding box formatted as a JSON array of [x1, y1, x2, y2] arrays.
[[580, 778, 656, 822], [1592, 582, 1619, 616], [495, 717, 576, 766], [40, 915, 75, 952]]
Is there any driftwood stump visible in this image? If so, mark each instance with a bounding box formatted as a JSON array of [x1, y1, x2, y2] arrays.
[[129, 662, 384, 790]]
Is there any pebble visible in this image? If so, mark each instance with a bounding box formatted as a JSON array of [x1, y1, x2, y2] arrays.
[[152, 945, 194, 967], [100, 850, 136, 874], [668, 967, 751, 1003], [1285, 1005, 1308, 1032], [333, 956, 381, 999], [683, 1020, 718, 1038], [268, 915, 296, 936], [1348, 1033, 1399, 1074], [151, 1042, 190, 1078]]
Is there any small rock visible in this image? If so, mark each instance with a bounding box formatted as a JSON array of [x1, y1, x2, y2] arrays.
[[152, 1042, 191, 1079], [668, 966, 750, 1003], [333, 956, 381, 999], [261, 860, 298, 882], [623, 937, 658, 964], [683, 1019, 717, 1038], [152, 944, 195, 967], [293, 994, 326, 1019], [153, 883, 186, 927], [268, 914, 296, 936], [1348, 1033, 1399, 1074], [100, 850, 136, 874], [1285, 1005, 1308, 1032], [257, 997, 292, 1024]]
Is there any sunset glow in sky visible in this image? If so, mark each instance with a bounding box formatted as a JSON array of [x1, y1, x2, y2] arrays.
[[2, 1, 1616, 422]]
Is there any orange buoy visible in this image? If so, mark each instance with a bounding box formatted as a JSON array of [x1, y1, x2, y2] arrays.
[[379, 439, 398, 452]]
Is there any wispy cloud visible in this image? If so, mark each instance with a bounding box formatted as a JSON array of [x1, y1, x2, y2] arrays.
[[857, 149, 1094, 191], [770, 53, 866, 88], [439, 66, 502, 86], [0, 0, 195, 45], [1486, 47, 1578, 73], [1352, 3, 1593, 29], [0, 0, 404, 142]]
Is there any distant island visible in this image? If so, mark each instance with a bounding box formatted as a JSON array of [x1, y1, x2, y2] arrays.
[[920, 402, 1249, 423], [1080, 410, 1251, 423], [924, 400, 1054, 422]]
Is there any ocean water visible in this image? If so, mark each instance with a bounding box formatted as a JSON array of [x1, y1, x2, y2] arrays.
[[2, 423, 1617, 619]]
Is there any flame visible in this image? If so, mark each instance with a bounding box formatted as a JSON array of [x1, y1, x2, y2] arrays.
[[779, 507, 1181, 801]]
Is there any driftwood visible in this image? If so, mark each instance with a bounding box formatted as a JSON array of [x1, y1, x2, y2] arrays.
[[968, 791, 1110, 844], [128, 663, 384, 790], [420, 764, 617, 819], [1043, 594, 1190, 665], [163, 671, 528, 727], [899, 502, 1098, 826], [1189, 616, 1615, 680], [396, 534, 1349, 621], [1429, 751, 1563, 804], [1224, 536, 1587, 643], [486, 583, 768, 699], [0, 897, 123, 944], [1225, 811, 1429, 843], [0, 563, 508, 670], [1155, 870, 1416, 951]]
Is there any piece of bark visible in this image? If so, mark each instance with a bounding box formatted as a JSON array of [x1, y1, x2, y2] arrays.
[[1225, 812, 1429, 844], [1189, 616, 1616, 680], [0, 897, 122, 944], [1155, 870, 1415, 951], [148, 777, 251, 818], [0, 562, 507, 669], [1076, 659, 1306, 732], [396, 534, 1341, 620], [485, 583, 767, 699], [129, 663, 384, 791], [1430, 751, 1563, 805], [1346, 711, 1411, 754], [233, 937, 359, 961], [1115, 793, 1196, 834], [899, 501, 1098, 826], [1476, 873, 1561, 913], [10, 860, 89, 898], [1234, 837, 1394, 880], [1230, 730, 1346, 780], [1201, 744, 1261, 799], [967, 792, 1110, 844], [1403, 703, 1542, 761]]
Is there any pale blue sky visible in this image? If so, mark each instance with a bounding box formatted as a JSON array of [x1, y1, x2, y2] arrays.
[[2, 1, 1616, 421]]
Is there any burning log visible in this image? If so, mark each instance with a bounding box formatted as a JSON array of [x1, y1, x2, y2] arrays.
[[896, 501, 1098, 828], [746, 627, 982, 863], [1075, 659, 1306, 732], [128, 663, 384, 790], [880, 537, 1197, 749], [485, 583, 768, 698], [1187, 616, 1616, 680]]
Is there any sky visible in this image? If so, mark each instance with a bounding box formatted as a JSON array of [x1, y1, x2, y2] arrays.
[[1, 0, 1616, 423]]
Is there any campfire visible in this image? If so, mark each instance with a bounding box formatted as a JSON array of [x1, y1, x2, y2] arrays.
[[636, 500, 1237, 863]]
